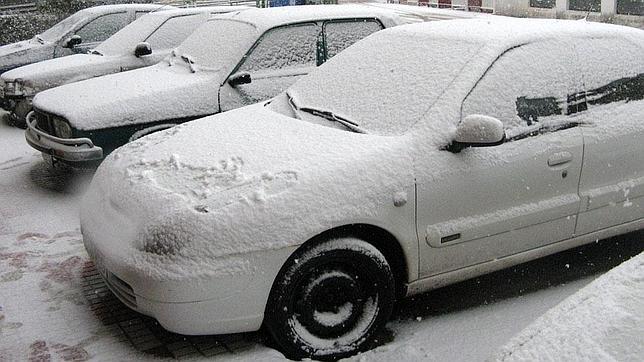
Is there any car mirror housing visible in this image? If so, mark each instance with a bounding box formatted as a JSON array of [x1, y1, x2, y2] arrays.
[[228, 72, 251, 86], [63, 35, 82, 49], [447, 114, 506, 153], [134, 42, 152, 57]]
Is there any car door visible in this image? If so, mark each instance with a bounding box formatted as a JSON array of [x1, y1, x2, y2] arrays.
[[219, 22, 321, 112], [72, 11, 131, 54], [573, 36, 644, 235], [415, 39, 586, 277]]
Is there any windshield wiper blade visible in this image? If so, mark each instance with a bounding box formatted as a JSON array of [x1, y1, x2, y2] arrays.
[[180, 53, 197, 73], [90, 49, 102, 56], [35, 35, 45, 44], [299, 106, 367, 134]]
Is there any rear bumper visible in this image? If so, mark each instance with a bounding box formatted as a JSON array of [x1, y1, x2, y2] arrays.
[[25, 111, 103, 163]]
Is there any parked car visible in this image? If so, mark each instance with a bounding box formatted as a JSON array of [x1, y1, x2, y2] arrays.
[[0, 6, 248, 128], [80, 19, 643, 359], [25, 4, 474, 168], [0, 4, 166, 75]]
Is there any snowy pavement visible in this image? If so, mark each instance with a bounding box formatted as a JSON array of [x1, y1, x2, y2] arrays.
[[0, 110, 642, 361]]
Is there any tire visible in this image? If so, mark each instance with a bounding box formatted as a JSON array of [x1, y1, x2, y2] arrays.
[[265, 237, 395, 360]]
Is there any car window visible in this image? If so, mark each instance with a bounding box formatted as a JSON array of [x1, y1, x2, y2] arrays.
[[237, 23, 319, 74], [462, 39, 582, 138], [572, 37, 643, 120], [145, 14, 204, 50], [76, 12, 130, 43], [40, 11, 88, 42], [324, 19, 382, 60]]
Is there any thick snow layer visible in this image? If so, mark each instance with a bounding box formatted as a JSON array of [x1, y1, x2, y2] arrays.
[[80, 103, 414, 282], [0, 110, 642, 360], [494, 252, 644, 361]]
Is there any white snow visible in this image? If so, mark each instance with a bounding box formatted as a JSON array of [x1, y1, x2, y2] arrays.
[[0, 108, 642, 360], [494, 252, 644, 361]]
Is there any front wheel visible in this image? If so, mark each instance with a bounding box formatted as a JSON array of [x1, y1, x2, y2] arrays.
[[265, 238, 395, 360]]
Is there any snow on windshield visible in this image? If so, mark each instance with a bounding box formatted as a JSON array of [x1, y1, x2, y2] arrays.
[[39, 10, 88, 42], [281, 30, 481, 136], [172, 19, 258, 72], [95, 12, 166, 56]]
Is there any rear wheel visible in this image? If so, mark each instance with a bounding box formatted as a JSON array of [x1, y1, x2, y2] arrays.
[[265, 238, 395, 360]]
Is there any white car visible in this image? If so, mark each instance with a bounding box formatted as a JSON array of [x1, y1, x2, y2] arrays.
[[0, 6, 248, 127], [80, 19, 644, 359], [24, 4, 477, 168]]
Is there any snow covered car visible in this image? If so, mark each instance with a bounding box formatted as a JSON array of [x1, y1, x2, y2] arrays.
[[0, 4, 165, 74], [81, 18, 644, 359], [0, 6, 247, 128], [24, 4, 461, 168]]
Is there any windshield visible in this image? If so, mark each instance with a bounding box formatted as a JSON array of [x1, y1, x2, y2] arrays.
[[95, 12, 166, 56], [170, 19, 258, 73], [273, 31, 481, 136], [39, 10, 88, 42]]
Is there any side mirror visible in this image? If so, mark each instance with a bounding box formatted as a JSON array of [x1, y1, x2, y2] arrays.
[[63, 35, 82, 49], [134, 42, 152, 57], [228, 72, 251, 86], [447, 114, 505, 153]]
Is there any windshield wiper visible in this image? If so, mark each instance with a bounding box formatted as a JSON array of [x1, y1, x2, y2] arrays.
[[286, 90, 367, 134], [35, 35, 45, 44], [180, 53, 197, 73], [90, 49, 103, 56], [300, 106, 367, 134]]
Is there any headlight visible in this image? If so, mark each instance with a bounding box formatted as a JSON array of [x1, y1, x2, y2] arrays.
[[52, 117, 73, 138]]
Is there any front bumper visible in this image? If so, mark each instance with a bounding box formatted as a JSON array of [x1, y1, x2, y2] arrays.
[[25, 111, 103, 163]]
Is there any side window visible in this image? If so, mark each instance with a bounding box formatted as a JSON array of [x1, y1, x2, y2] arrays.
[[76, 12, 129, 43], [573, 37, 643, 116], [324, 19, 382, 60], [462, 40, 582, 138], [145, 15, 204, 50], [237, 23, 319, 74]]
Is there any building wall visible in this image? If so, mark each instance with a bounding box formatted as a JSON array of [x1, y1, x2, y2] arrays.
[[494, 0, 643, 28]]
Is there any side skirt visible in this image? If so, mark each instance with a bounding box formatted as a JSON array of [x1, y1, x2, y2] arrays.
[[406, 218, 644, 296]]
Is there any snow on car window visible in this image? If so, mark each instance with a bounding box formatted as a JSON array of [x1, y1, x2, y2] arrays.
[[173, 19, 258, 72], [463, 39, 582, 135], [238, 23, 318, 73], [95, 12, 167, 56], [145, 14, 205, 51], [325, 20, 382, 59], [76, 12, 129, 43], [281, 31, 481, 136], [39, 10, 88, 42]]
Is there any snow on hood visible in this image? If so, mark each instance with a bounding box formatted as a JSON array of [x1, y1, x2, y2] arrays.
[[0, 39, 52, 73], [33, 62, 221, 130], [1, 54, 118, 93], [82, 103, 413, 281]]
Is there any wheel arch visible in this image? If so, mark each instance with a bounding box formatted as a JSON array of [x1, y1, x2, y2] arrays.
[[289, 223, 410, 299]]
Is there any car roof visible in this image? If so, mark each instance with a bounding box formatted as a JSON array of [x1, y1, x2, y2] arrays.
[[81, 4, 173, 15], [389, 17, 644, 53], [214, 4, 406, 31], [143, 5, 250, 19]]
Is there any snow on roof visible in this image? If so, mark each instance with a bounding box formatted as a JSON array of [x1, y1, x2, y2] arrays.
[[389, 17, 644, 54], [494, 251, 644, 361], [214, 4, 409, 31], [80, 3, 171, 15], [143, 5, 249, 18]]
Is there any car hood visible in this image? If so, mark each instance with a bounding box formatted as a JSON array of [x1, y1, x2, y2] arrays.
[[1, 54, 123, 93], [82, 103, 414, 281], [0, 39, 52, 73], [33, 62, 221, 130]]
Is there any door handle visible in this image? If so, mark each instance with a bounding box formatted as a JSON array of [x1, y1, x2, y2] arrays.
[[548, 151, 573, 167]]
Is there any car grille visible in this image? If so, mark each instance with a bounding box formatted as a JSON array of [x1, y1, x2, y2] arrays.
[[34, 111, 54, 134], [101, 270, 138, 310]]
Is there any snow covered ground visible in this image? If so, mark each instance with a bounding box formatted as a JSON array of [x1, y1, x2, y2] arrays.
[[0, 110, 642, 361]]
